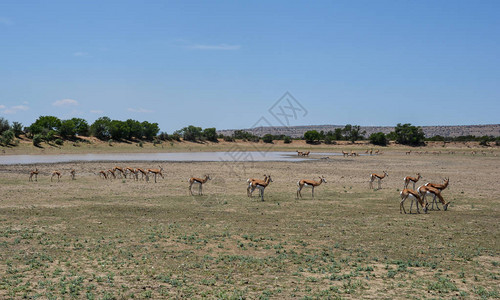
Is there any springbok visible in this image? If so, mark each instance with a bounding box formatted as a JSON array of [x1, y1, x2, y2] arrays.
[[296, 176, 327, 199], [369, 171, 388, 189], [188, 175, 211, 195]]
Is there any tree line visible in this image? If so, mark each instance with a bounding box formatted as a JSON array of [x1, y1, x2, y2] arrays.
[[0, 116, 498, 147]]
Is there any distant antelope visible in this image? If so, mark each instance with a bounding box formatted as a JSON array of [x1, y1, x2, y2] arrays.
[[188, 175, 211, 195], [406, 150, 411, 155], [107, 169, 116, 179], [403, 173, 422, 190], [113, 166, 126, 178], [29, 168, 39, 182], [136, 168, 149, 181], [98, 170, 108, 180], [125, 167, 137, 180], [51, 171, 62, 182], [297, 151, 303, 156], [70, 169, 76, 180], [296, 176, 327, 199], [302, 151, 310, 157], [342, 150, 349, 157], [369, 171, 388, 189]]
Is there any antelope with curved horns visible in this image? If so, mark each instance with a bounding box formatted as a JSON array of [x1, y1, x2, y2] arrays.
[[369, 171, 388, 189], [247, 175, 267, 197], [418, 185, 450, 211], [425, 178, 450, 210], [147, 166, 164, 183], [51, 171, 62, 182], [403, 173, 422, 190], [188, 175, 211, 195], [249, 174, 273, 201], [29, 168, 39, 182], [297, 176, 327, 199], [400, 188, 428, 214]]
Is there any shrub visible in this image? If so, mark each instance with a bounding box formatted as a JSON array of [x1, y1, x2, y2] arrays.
[[0, 117, 9, 134], [369, 132, 388, 146], [45, 130, 56, 142], [392, 123, 425, 146], [304, 130, 321, 144], [262, 134, 274, 144], [55, 139, 64, 146], [12, 122, 23, 137], [324, 136, 336, 145], [283, 136, 292, 144], [33, 134, 43, 146], [223, 135, 234, 142], [1, 129, 15, 146], [138, 141, 144, 147]]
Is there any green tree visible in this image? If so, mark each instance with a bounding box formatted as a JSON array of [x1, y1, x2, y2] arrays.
[[179, 125, 202, 142], [109, 120, 129, 140], [202, 127, 218, 142], [125, 119, 143, 139], [304, 130, 321, 144], [333, 128, 343, 140], [0, 118, 10, 134], [342, 124, 366, 142], [29, 116, 61, 135], [283, 136, 292, 144], [369, 132, 388, 146], [71, 118, 89, 136], [142, 121, 159, 140], [90, 117, 111, 140], [393, 123, 425, 146], [58, 119, 76, 139], [1, 129, 15, 146], [12, 122, 23, 138]]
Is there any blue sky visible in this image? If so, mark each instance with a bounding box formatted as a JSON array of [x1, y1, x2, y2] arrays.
[[1, 1, 499, 133]]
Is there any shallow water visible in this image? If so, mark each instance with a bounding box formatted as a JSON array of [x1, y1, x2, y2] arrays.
[[0, 151, 342, 165]]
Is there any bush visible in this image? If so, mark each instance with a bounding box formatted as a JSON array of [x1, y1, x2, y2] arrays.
[[283, 136, 292, 144], [223, 135, 234, 142], [1, 129, 15, 146], [12, 122, 23, 137], [45, 130, 56, 142], [138, 141, 144, 147], [0, 117, 10, 134], [392, 123, 425, 146], [203, 128, 218, 142], [171, 133, 181, 142], [304, 130, 321, 144], [262, 134, 274, 144], [369, 132, 388, 146], [55, 139, 64, 145], [33, 134, 43, 146], [324, 136, 336, 145]]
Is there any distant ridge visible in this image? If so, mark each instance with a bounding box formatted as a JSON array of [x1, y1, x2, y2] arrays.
[[218, 124, 500, 138]]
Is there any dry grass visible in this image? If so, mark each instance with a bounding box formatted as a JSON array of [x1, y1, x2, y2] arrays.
[[0, 150, 499, 299]]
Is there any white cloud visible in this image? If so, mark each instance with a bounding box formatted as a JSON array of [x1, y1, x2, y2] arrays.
[[53, 99, 78, 106], [2, 105, 29, 114], [188, 44, 241, 50], [90, 110, 104, 114], [73, 52, 90, 57], [0, 17, 13, 26], [128, 108, 153, 113]]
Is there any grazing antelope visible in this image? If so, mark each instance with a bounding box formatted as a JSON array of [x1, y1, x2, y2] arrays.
[[125, 167, 137, 180], [369, 171, 388, 189], [403, 173, 422, 190], [147, 166, 164, 183], [302, 151, 310, 157], [98, 170, 108, 180], [113, 166, 126, 178], [418, 185, 450, 211], [70, 169, 76, 180], [247, 175, 268, 197], [369, 149, 373, 155], [136, 168, 149, 181], [375, 150, 380, 155], [400, 189, 428, 214], [351, 150, 357, 157], [297, 151, 303, 156], [188, 175, 211, 195], [342, 150, 349, 157], [248, 174, 273, 201], [107, 169, 117, 179], [425, 178, 450, 210], [29, 168, 39, 182], [406, 150, 412, 155], [296, 176, 327, 199], [51, 171, 62, 182]]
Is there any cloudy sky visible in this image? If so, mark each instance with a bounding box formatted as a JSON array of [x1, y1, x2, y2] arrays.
[[1, 1, 499, 132]]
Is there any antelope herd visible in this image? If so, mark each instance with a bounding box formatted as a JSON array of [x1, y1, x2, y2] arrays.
[[25, 148, 456, 212]]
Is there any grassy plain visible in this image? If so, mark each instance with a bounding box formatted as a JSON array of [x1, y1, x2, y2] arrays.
[[0, 143, 499, 299]]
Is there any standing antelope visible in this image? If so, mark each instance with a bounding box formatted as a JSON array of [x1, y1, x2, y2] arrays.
[[403, 173, 422, 190], [188, 175, 211, 195], [247, 175, 268, 197], [342, 150, 349, 157], [418, 185, 450, 211], [248, 174, 273, 201], [70, 169, 76, 180], [296, 176, 327, 199], [369, 171, 388, 189], [400, 188, 428, 214], [425, 178, 450, 210], [302, 151, 310, 157], [51, 171, 62, 182], [29, 168, 39, 182], [147, 166, 164, 183]]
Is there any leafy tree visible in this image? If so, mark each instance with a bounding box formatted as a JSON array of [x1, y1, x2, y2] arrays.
[[333, 128, 343, 140], [324, 136, 336, 144], [393, 123, 425, 146], [29, 116, 61, 135], [157, 132, 170, 141], [304, 130, 321, 144], [202, 127, 218, 142], [262, 134, 274, 143], [369, 132, 388, 146], [0, 118, 10, 134], [44, 130, 57, 142], [33, 134, 43, 147], [12, 122, 23, 137], [283, 136, 292, 144], [58, 119, 76, 139], [126, 119, 143, 139], [342, 124, 366, 142], [1, 129, 14, 146], [142, 121, 159, 140], [179, 125, 202, 142], [109, 120, 129, 140], [71, 118, 89, 136], [90, 117, 111, 140]]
